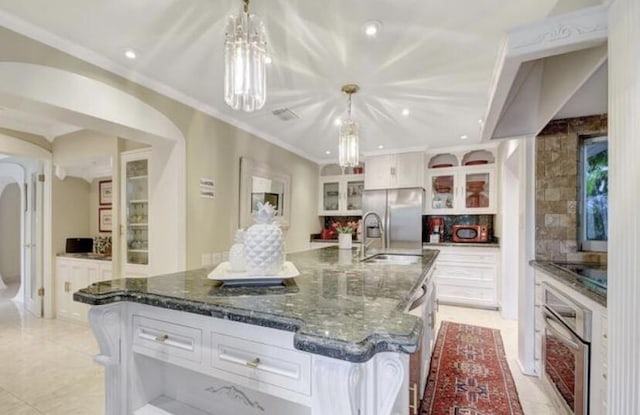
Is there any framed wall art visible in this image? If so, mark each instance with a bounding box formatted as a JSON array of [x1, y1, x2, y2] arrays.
[[99, 180, 113, 205]]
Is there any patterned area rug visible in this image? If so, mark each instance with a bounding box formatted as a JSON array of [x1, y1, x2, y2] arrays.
[[422, 321, 524, 415]]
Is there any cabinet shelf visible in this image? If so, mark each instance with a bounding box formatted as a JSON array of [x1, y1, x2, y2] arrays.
[[128, 249, 148, 253], [128, 223, 148, 227], [129, 199, 149, 204], [134, 396, 213, 415], [128, 175, 149, 180]]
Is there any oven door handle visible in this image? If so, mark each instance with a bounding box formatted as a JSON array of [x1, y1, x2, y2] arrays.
[[544, 309, 581, 350]]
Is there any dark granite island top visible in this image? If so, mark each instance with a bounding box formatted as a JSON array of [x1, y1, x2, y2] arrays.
[[75, 247, 438, 363]]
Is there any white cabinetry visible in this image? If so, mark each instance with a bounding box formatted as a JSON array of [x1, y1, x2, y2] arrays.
[[318, 174, 364, 216], [56, 257, 112, 323], [432, 246, 499, 308], [425, 149, 498, 214], [91, 303, 412, 415], [121, 149, 151, 277], [364, 152, 424, 190]]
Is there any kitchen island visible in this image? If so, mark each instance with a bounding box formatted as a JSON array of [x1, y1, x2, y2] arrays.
[[75, 247, 438, 415]]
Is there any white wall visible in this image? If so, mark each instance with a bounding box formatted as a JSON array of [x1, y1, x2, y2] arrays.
[[0, 182, 21, 282], [51, 177, 90, 255]]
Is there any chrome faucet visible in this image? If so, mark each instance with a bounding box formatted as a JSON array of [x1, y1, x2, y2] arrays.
[[361, 211, 385, 258]]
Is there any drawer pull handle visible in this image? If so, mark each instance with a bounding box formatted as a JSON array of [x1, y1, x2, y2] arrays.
[[409, 383, 418, 415], [246, 358, 261, 368], [155, 334, 169, 343]]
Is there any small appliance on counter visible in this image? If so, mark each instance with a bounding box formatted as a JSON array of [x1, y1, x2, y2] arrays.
[[65, 237, 93, 253], [452, 224, 489, 243], [427, 217, 444, 243]]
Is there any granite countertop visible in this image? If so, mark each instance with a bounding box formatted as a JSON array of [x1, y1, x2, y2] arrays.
[[57, 252, 112, 261], [74, 247, 438, 363], [530, 260, 606, 307], [423, 241, 500, 248]]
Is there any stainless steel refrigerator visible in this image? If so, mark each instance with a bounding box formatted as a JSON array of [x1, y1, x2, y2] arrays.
[[361, 187, 424, 254]]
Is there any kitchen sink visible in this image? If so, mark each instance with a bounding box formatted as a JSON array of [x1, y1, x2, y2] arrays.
[[361, 253, 422, 265]]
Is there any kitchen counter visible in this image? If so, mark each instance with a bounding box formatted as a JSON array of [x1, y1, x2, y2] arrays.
[[530, 260, 606, 307], [75, 246, 438, 363], [57, 252, 112, 261]]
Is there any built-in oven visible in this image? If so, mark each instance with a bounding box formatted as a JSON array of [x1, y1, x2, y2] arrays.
[[542, 283, 591, 415]]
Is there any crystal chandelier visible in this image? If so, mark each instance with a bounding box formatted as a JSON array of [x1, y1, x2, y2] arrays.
[[224, 0, 267, 112], [339, 84, 360, 168]]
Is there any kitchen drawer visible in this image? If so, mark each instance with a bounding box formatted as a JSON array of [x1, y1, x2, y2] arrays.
[[435, 250, 497, 265], [436, 283, 496, 306], [211, 332, 311, 395], [132, 315, 203, 364], [436, 264, 497, 282]]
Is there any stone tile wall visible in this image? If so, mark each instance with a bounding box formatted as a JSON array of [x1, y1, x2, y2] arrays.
[[535, 114, 607, 263]]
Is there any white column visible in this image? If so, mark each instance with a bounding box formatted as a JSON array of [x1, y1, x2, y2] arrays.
[[608, 0, 640, 413]]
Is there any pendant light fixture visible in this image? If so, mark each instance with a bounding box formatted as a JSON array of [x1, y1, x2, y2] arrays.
[[224, 0, 267, 112], [339, 84, 360, 168]]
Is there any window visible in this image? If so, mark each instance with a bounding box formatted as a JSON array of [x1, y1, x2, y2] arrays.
[[580, 136, 608, 251]]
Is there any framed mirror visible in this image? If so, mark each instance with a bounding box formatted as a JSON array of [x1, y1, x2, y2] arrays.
[[239, 157, 291, 229]]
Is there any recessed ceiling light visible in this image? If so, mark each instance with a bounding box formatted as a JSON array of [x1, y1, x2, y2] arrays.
[[460, 135, 468, 140], [325, 150, 331, 155], [264, 55, 272, 65], [378, 145, 384, 149], [402, 108, 410, 117], [124, 49, 137, 60], [363, 20, 383, 37], [334, 118, 342, 126]]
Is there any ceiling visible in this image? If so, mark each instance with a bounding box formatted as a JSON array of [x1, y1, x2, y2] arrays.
[[0, 0, 596, 162], [0, 107, 81, 141]]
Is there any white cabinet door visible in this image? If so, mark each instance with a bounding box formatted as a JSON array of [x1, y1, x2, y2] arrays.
[[364, 155, 394, 190], [394, 152, 424, 188], [100, 262, 113, 280], [55, 259, 73, 320], [318, 175, 364, 215], [425, 165, 497, 214], [365, 152, 424, 190]]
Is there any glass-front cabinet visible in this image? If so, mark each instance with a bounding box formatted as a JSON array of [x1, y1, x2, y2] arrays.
[[121, 149, 151, 276], [319, 175, 364, 215], [425, 150, 497, 214]]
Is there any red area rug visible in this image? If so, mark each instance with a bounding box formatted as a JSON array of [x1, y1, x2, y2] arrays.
[[422, 321, 524, 415]]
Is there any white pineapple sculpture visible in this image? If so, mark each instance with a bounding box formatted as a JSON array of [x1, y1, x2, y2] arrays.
[[244, 202, 284, 275]]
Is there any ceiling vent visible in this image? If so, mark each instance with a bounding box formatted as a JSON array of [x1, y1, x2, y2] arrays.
[[272, 108, 299, 121]]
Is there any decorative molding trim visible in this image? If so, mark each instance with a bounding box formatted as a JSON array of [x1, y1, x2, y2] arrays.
[[88, 304, 122, 415], [312, 356, 363, 415], [374, 354, 405, 415], [205, 386, 265, 412], [512, 22, 608, 50]]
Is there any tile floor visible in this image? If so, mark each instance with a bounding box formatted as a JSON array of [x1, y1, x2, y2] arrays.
[[436, 304, 561, 415], [0, 283, 559, 414]]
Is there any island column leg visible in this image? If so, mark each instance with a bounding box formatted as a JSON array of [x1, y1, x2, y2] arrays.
[[88, 303, 125, 415], [311, 352, 408, 415]]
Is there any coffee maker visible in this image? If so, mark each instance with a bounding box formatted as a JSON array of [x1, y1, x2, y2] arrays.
[[428, 217, 444, 243]]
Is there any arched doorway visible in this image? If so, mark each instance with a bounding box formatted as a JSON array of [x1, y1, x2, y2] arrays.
[[0, 62, 186, 318]]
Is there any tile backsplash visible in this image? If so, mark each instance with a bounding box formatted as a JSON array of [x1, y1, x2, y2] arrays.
[[535, 114, 607, 263], [422, 215, 495, 242]]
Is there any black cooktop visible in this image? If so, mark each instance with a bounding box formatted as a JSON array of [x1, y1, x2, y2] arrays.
[[552, 262, 607, 296]]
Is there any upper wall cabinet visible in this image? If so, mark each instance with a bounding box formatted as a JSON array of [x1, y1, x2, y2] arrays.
[[319, 164, 364, 216], [425, 149, 498, 214], [364, 152, 425, 190]]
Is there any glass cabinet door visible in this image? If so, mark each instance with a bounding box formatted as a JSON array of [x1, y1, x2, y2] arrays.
[[322, 181, 340, 213], [429, 174, 455, 211], [125, 159, 149, 266], [464, 171, 491, 209], [346, 180, 364, 212]]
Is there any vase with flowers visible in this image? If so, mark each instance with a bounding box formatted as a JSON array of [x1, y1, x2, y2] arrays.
[[333, 221, 358, 249]]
